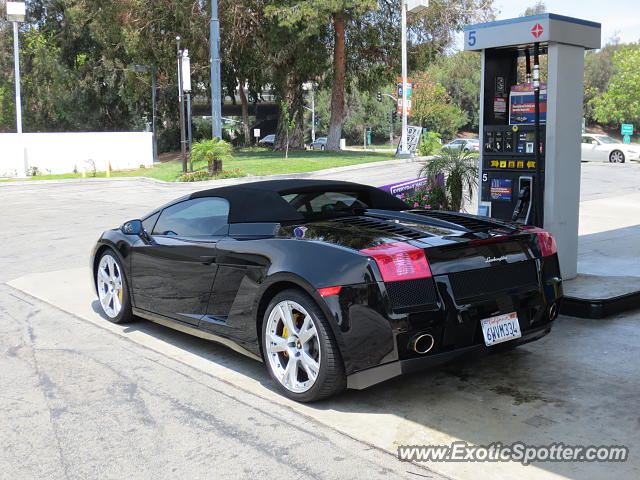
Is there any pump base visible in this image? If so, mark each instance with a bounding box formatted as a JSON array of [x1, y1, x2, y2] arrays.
[[560, 274, 640, 319]]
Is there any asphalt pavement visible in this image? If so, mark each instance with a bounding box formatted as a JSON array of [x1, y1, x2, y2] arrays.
[[1, 285, 445, 480], [0, 161, 445, 480]]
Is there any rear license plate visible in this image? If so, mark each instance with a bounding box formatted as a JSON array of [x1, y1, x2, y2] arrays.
[[480, 312, 522, 346]]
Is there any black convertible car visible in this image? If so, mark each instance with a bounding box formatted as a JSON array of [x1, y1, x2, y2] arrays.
[[92, 179, 562, 402]]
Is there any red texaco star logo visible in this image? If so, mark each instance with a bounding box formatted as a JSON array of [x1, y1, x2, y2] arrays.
[[531, 23, 544, 38]]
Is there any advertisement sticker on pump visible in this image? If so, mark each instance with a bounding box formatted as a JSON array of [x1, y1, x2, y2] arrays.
[[490, 179, 512, 201]]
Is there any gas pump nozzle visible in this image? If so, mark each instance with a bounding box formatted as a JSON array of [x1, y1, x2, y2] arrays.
[[512, 176, 533, 223], [511, 185, 530, 221]]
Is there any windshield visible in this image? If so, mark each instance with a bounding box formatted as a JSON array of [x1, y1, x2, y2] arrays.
[[594, 135, 619, 144], [281, 191, 369, 218]]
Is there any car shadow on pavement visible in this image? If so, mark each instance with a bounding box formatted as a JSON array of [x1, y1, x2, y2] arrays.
[[312, 313, 639, 479], [90, 300, 277, 391]]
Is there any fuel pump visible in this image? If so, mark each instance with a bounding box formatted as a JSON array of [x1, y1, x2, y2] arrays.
[[477, 44, 547, 227], [464, 14, 601, 278]]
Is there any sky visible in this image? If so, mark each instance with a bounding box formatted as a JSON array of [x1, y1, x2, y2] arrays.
[[495, 0, 640, 44], [455, 0, 640, 50]]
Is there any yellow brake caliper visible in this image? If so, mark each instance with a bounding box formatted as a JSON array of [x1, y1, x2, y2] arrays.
[[281, 312, 301, 358], [282, 325, 289, 357]]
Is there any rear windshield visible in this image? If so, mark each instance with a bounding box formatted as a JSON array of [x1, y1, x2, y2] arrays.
[[281, 191, 369, 218]]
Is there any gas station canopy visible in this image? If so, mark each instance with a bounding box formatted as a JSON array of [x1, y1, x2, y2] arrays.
[[464, 13, 601, 51]]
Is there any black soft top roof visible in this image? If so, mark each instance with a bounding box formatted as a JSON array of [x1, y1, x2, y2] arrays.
[[190, 179, 409, 223]]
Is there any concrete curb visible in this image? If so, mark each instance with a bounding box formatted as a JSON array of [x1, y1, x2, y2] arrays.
[[0, 156, 430, 188]]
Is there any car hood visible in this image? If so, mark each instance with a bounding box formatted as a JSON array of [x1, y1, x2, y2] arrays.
[[278, 219, 421, 251]]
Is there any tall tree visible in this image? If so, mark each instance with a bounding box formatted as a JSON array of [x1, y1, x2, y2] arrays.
[[263, 5, 329, 152], [590, 44, 640, 126], [407, 0, 494, 70], [411, 70, 466, 140], [220, 0, 267, 145], [0, 0, 213, 146], [428, 50, 481, 129], [268, 0, 493, 150], [267, 1, 377, 151], [583, 39, 624, 122]]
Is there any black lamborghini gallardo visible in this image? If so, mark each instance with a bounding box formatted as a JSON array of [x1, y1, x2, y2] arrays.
[[92, 180, 562, 402]]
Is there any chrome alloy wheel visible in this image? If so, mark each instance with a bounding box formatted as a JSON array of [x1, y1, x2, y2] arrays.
[[265, 300, 321, 393], [97, 254, 124, 318], [610, 150, 625, 163]]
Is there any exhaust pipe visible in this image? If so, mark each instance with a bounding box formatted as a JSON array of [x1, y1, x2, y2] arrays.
[[411, 333, 435, 355], [549, 302, 559, 320]]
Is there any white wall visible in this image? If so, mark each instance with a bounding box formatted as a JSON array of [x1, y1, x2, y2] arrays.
[[0, 132, 153, 177]]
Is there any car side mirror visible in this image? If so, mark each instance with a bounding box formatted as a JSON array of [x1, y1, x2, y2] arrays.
[[121, 219, 143, 235]]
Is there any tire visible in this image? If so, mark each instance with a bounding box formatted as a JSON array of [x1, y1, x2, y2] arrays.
[[261, 289, 346, 402], [96, 250, 133, 324], [609, 150, 625, 163], [320, 145, 325, 151]]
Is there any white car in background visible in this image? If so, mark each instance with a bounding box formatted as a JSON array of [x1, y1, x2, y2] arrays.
[[581, 134, 640, 163], [442, 138, 480, 153]]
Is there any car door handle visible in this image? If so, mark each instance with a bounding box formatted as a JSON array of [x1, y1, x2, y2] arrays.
[[200, 256, 217, 265]]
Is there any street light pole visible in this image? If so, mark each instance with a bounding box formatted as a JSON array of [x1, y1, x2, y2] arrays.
[[210, 0, 222, 140], [181, 50, 193, 162], [151, 66, 157, 161], [303, 82, 316, 143], [311, 88, 316, 142], [399, 0, 409, 156], [398, 1, 428, 156], [7, 1, 26, 177], [176, 36, 187, 173], [12, 21, 22, 134]]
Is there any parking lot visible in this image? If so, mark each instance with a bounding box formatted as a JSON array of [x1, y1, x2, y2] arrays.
[[2, 161, 639, 479]]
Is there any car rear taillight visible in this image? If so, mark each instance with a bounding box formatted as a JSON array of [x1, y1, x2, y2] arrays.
[[521, 226, 558, 257], [360, 242, 432, 282], [536, 230, 557, 257]]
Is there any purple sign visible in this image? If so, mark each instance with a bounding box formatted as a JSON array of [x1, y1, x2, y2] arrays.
[[379, 175, 444, 198]]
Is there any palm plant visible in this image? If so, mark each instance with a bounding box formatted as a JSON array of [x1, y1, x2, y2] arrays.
[[417, 148, 478, 212], [190, 139, 234, 174]]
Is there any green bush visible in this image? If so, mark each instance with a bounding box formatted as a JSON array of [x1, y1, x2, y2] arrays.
[[417, 131, 442, 156], [216, 168, 248, 179], [177, 170, 212, 182], [177, 168, 247, 182]]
